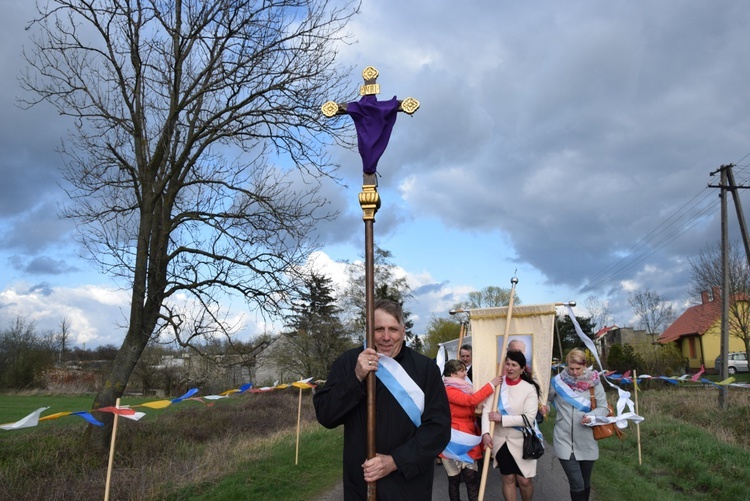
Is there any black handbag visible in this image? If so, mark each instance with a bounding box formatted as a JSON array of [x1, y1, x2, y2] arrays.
[[521, 414, 545, 459]]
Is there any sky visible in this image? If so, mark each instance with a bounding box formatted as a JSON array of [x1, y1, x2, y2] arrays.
[[2, 1, 750, 349]]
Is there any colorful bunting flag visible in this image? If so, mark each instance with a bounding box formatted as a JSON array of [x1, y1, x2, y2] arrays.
[[5, 368, 740, 434], [171, 388, 199, 403], [292, 377, 316, 389], [72, 411, 104, 427], [690, 365, 705, 382], [0, 407, 49, 430], [137, 400, 173, 409]]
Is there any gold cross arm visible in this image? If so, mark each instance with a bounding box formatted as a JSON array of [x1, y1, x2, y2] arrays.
[[321, 97, 419, 117], [321, 66, 420, 117]]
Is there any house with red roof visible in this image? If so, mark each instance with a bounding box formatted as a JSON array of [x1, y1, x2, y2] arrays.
[[658, 286, 747, 372]]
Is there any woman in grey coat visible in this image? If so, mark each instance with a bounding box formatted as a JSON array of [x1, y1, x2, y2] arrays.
[[545, 349, 608, 501]]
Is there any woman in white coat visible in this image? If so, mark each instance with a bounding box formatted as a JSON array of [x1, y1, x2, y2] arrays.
[[545, 348, 608, 501], [481, 350, 541, 501]]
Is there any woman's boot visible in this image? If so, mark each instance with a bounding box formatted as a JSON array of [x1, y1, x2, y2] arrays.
[[448, 474, 462, 501], [462, 468, 480, 501]]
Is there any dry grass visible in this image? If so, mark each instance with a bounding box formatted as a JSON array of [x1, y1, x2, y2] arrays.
[[0, 391, 320, 501], [636, 386, 750, 448], [4, 385, 748, 500], [584, 385, 750, 500]]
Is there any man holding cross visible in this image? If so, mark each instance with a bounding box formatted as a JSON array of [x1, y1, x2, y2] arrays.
[[314, 298, 451, 500]]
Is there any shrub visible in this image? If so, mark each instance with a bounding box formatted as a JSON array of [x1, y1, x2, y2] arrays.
[[606, 343, 645, 373], [640, 343, 685, 376]]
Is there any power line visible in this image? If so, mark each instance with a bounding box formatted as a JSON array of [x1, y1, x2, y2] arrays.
[[580, 154, 750, 294], [583, 187, 715, 289]]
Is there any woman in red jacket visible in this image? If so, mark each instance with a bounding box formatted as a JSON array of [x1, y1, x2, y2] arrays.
[[441, 359, 502, 501]]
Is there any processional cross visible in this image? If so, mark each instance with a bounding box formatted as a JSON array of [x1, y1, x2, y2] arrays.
[[322, 67, 419, 500]]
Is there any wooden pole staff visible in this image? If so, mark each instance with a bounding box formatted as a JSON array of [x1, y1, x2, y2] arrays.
[[457, 320, 466, 353], [478, 276, 518, 501], [634, 369, 642, 465], [103, 398, 121, 501], [295, 386, 303, 465], [449, 309, 470, 360], [554, 319, 565, 373], [362, 174, 378, 500]]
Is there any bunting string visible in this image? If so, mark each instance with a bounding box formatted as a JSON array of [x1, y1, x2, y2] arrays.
[[3, 368, 745, 433], [1, 377, 317, 432]]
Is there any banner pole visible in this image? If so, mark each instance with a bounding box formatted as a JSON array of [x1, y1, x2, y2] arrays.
[[457, 320, 466, 353], [478, 276, 518, 501], [103, 397, 121, 501], [362, 174, 378, 500]]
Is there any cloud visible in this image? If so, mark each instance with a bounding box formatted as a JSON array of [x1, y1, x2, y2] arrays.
[[0, 201, 76, 253], [23, 257, 79, 275], [0, 4, 70, 222], [0, 282, 130, 346], [3, 0, 750, 346], [331, 0, 750, 325], [27, 282, 54, 296]]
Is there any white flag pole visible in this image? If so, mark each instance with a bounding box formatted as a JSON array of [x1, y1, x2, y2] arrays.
[[295, 386, 303, 465], [634, 369, 643, 465]]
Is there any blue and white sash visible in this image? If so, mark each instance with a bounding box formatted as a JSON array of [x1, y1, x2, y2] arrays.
[[563, 305, 646, 430], [390, 352, 482, 463], [496, 377, 512, 415], [442, 428, 482, 463], [551, 374, 592, 412], [496, 377, 545, 443], [375, 354, 425, 427]]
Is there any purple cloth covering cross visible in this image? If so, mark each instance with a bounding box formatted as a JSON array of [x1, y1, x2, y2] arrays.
[[345, 94, 401, 174]]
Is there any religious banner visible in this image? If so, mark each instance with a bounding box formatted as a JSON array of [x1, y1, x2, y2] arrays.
[[469, 303, 557, 403]]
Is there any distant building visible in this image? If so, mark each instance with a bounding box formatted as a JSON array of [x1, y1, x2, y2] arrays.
[[658, 287, 748, 372], [251, 335, 289, 385], [183, 353, 252, 394], [594, 325, 651, 364]]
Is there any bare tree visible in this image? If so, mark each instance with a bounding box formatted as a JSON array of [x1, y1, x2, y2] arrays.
[[628, 289, 675, 342], [0, 316, 56, 389], [584, 295, 612, 331], [687, 241, 750, 300], [455, 285, 521, 310], [21, 0, 358, 446], [688, 241, 750, 365], [57, 317, 72, 364]]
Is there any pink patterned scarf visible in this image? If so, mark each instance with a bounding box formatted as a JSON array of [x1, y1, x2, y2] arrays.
[[443, 376, 474, 394]]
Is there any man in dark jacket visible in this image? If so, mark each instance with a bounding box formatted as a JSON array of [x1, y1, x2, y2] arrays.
[[314, 298, 451, 500], [460, 344, 473, 383]]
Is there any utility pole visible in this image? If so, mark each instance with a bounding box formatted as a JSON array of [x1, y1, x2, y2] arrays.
[[708, 163, 750, 409], [719, 167, 729, 410]]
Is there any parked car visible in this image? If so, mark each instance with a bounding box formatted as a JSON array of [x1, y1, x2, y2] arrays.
[[714, 352, 749, 375]]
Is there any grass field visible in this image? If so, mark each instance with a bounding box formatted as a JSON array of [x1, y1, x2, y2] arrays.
[[0, 393, 97, 424], [540, 383, 750, 501], [0, 392, 180, 435], [1, 390, 339, 500]]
